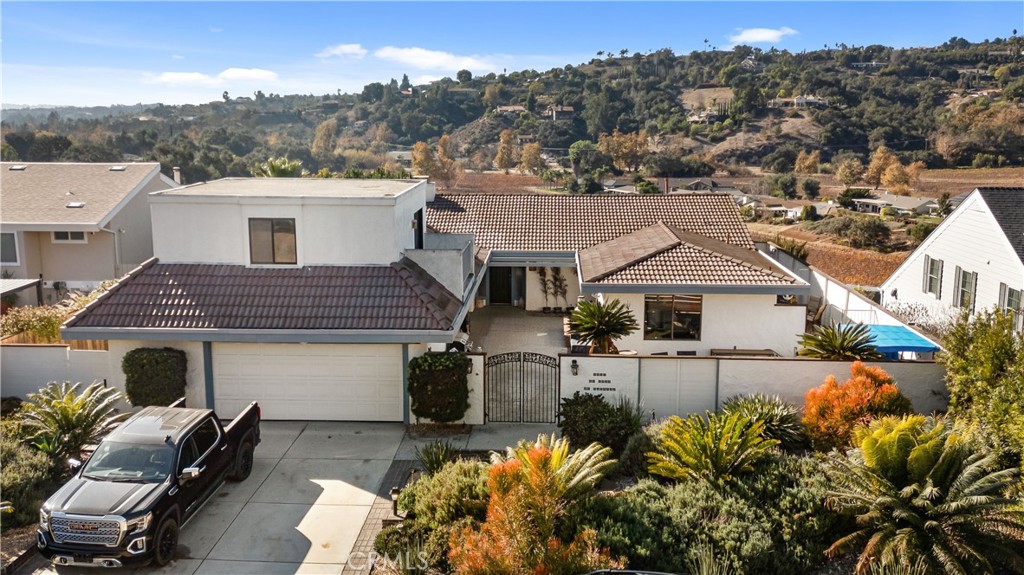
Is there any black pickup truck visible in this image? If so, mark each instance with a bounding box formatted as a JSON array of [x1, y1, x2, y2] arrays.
[[37, 400, 261, 568]]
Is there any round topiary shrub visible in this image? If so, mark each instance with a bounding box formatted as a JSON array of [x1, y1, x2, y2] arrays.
[[121, 347, 187, 407], [408, 352, 471, 423]]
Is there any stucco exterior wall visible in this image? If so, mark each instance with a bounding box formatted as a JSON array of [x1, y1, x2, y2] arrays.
[[524, 266, 581, 311], [37, 231, 116, 283], [108, 175, 165, 271], [0, 345, 112, 401], [607, 292, 805, 356]]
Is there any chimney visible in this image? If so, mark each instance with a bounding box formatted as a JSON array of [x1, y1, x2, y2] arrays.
[[172, 167, 181, 184]]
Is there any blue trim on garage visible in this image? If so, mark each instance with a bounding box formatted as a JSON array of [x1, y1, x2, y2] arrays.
[[203, 342, 215, 409], [402, 344, 410, 425]]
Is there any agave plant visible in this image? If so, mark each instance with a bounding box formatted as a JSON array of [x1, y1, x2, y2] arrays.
[[20, 381, 129, 460], [414, 439, 459, 475], [720, 393, 805, 450], [569, 298, 639, 354], [647, 411, 780, 485], [827, 416, 1024, 574], [799, 323, 883, 360]]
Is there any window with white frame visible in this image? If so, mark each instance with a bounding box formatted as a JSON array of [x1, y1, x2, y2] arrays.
[[953, 266, 978, 311], [1, 232, 18, 264], [644, 294, 702, 340], [1000, 283, 1023, 332], [922, 255, 943, 298], [52, 231, 87, 243], [248, 218, 297, 265]]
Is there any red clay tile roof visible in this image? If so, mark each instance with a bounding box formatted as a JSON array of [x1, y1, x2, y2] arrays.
[[426, 193, 754, 251], [64, 259, 461, 332], [579, 223, 800, 286]]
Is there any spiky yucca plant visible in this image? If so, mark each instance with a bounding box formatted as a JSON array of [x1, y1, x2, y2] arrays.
[[647, 411, 780, 485], [827, 416, 1024, 574], [569, 299, 639, 354], [20, 381, 129, 460], [799, 323, 883, 360], [414, 439, 459, 475], [493, 434, 616, 503], [720, 393, 805, 450]]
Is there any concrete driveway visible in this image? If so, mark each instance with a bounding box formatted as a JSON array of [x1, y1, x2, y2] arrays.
[[20, 422, 405, 575]]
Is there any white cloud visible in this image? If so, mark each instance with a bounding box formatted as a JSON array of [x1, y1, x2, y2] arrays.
[[413, 74, 444, 85], [728, 26, 798, 45], [145, 68, 278, 87], [373, 46, 489, 70], [316, 43, 368, 59], [171, 54, 184, 60]]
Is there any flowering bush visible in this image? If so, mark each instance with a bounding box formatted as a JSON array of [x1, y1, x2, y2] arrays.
[[802, 362, 912, 451]]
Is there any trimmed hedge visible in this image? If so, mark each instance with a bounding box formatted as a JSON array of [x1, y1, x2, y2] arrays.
[[122, 347, 187, 407], [408, 352, 471, 423]]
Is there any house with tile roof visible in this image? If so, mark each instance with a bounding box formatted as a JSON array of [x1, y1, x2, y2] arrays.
[[427, 193, 810, 356], [880, 187, 1024, 332], [0, 162, 177, 303], [851, 192, 937, 216], [62, 178, 478, 422]]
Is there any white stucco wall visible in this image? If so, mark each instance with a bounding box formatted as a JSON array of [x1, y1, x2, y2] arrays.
[[607, 292, 805, 356], [881, 192, 1024, 323], [525, 266, 581, 311], [151, 185, 427, 266], [560, 355, 640, 405], [0, 345, 112, 400]]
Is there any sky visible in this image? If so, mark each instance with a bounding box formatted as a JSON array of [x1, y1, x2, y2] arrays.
[[2, 1, 1021, 107]]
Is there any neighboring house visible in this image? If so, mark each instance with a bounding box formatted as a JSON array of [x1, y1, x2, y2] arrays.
[[880, 187, 1024, 332], [427, 193, 809, 356], [851, 192, 937, 216], [0, 162, 176, 302], [602, 180, 638, 194], [63, 179, 478, 422], [545, 105, 574, 120], [495, 105, 526, 116]]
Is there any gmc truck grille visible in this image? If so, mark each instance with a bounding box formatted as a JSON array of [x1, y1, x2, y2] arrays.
[[50, 516, 122, 546]]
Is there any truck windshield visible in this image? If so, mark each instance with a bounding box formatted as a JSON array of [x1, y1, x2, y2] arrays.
[[82, 441, 174, 483]]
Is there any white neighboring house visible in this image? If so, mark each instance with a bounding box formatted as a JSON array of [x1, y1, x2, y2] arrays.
[[0, 162, 177, 303], [851, 192, 937, 216], [63, 179, 477, 422], [880, 187, 1024, 331]]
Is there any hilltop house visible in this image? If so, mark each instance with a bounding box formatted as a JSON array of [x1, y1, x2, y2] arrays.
[[0, 162, 176, 303], [852, 192, 937, 216], [880, 187, 1024, 331]]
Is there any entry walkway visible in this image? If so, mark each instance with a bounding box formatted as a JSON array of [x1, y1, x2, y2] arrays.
[[469, 306, 567, 355]]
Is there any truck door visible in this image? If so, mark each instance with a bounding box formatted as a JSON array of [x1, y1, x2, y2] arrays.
[[176, 418, 227, 517]]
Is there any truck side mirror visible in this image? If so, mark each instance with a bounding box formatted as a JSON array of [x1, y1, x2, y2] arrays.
[[68, 458, 82, 469], [179, 467, 201, 482]]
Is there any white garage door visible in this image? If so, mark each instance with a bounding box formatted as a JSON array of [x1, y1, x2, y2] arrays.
[[213, 343, 404, 421]]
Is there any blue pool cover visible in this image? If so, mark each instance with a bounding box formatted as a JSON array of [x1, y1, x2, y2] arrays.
[[840, 324, 940, 354]]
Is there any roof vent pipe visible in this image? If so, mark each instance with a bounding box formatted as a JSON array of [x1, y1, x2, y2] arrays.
[[172, 167, 181, 184]]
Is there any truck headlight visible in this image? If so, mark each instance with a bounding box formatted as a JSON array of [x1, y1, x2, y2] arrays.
[[39, 508, 50, 530], [126, 512, 152, 534]]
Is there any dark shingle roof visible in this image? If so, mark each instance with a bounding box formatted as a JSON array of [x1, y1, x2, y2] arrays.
[[977, 188, 1024, 266], [579, 223, 799, 286], [426, 193, 753, 251], [64, 259, 461, 331]]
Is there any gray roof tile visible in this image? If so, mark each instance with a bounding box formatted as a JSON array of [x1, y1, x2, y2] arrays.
[[977, 188, 1024, 266]]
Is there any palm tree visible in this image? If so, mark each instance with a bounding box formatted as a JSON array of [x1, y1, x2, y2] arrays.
[[799, 323, 883, 360], [827, 416, 1024, 574], [250, 156, 306, 177], [21, 381, 129, 460], [647, 411, 780, 485], [569, 299, 639, 354]]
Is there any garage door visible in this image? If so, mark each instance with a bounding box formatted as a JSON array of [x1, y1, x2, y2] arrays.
[[213, 343, 403, 421]]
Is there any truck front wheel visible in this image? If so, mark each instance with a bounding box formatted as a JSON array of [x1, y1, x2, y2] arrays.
[[153, 517, 179, 566]]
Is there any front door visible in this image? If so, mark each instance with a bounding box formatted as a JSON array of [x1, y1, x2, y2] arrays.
[[490, 267, 512, 305]]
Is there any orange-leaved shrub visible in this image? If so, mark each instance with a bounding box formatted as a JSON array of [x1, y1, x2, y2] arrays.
[[449, 436, 621, 574], [802, 362, 912, 450]]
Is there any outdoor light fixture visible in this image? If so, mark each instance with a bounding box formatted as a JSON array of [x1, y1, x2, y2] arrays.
[[570, 359, 579, 376], [390, 486, 400, 516]]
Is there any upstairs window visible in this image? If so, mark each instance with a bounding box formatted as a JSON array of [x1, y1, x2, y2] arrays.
[[249, 218, 296, 265], [953, 266, 978, 312], [922, 255, 943, 298], [52, 231, 87, 243], [644, 294, 702, 340], [1, 232, 18, 264], [1000, 283, 1023, 332]]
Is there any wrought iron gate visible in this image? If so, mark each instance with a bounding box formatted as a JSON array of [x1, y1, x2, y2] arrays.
[[485, 352, 559, 423]]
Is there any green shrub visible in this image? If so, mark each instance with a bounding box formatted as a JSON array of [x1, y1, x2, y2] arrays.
[[648, 412, 780, 485], [398, 458, 489, 531], [408, 352, 471, 423], [565, 454, 841, 574], [0, 435, 57, 530], [414, 439, 459, 474], [907, 221, 937, 242], [558, 392, 643, 455], [617, 420, 665, 479], [721, 394, 805, 451], [121, 347, 188, 406], [374, 517, 474, 573]]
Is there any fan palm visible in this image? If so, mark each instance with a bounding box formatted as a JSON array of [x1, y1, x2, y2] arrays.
[[569, 299, 639, 354], [799, 323, 883, 360], [647, 411, 780, 485], [20, 381, 129, 460], [827, 416, 1024, 575]]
